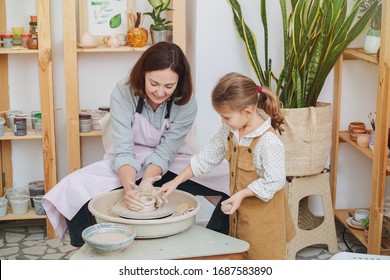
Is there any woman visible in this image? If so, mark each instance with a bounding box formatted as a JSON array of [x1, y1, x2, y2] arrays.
[[42, 42, 230, 247]]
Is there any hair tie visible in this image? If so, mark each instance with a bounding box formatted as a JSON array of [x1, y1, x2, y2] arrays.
[[257, 85, 263, 93]]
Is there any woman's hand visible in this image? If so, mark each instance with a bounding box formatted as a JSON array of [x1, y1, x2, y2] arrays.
[[124, 182, 144, 211]]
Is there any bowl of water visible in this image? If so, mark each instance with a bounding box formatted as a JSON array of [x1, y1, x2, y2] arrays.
[[82, 223, 136, 255]]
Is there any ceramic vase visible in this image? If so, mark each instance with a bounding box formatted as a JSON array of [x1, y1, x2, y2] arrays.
[[364, 29, 381, 54], [127, 28, 148, 47]]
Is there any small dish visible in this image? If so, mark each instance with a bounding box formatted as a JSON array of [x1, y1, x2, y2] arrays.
[[346, 217, 364, 230], [77, 43, 98, 49], [82, 223, 136, 255]]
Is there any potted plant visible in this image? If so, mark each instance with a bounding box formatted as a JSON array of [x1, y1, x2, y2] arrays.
[[228, 0, 379, 176], [361, 216, 370, 241], [360, 0, 382, 54], [144, 0, 173, 44]]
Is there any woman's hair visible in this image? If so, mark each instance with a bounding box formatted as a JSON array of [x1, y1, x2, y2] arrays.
[[126, 42, 193, 105], [211, 72, 284, 133]]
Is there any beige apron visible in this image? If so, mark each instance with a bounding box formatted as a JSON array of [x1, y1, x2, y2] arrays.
[[225, 130, 295, 260]]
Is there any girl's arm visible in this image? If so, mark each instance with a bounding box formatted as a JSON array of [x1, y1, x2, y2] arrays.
[[159, 165, 195, 199]]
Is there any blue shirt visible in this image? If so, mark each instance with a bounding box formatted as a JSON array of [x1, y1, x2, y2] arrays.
[[110, 78, 197, 175]]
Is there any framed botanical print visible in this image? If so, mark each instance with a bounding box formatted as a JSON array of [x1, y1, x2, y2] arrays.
[[79, 0, 132, 40]]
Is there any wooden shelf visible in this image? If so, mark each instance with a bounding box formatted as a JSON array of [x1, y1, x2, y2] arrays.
[[0, 0, 57, 238], [338, 131, 390, 174], [0, 48, 39, 55], [77, 45, 150, 53], [0, 127, 42, 140], [342, 48, 378, 66], [80, 130, 102, 137], [331, 3, 390, 255], [335, 209, 390, 255], [0, 206, 46, 221]]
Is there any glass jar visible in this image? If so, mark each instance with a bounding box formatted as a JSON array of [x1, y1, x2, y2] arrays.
[[27, 33, 38, 49], [2, 33, 13, 48], [14, 114, 28, 136], [79, 112, 92, 133], [29, 20, 38, 35], [22, 33, 32, 48], [34, 113, 42, 135]]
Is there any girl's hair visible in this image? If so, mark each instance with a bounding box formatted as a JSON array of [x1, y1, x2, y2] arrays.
[[126, 42, 193, 105], [211, 72, 284, 133]]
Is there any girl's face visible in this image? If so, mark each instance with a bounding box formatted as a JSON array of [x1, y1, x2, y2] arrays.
[[215, 104, 250, 131], [145, 68, 179, 110]]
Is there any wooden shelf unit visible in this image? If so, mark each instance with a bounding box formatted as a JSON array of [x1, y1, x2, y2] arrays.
[[330, 2, 390, 255], [0, 0, 57, 237], [63, 0, 187, 173]]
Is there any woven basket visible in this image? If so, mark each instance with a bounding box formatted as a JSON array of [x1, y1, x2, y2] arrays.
[[127, 28, 148, 47], [279, 102, 332, 177]]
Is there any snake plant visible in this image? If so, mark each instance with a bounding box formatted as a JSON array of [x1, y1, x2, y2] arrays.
[[228, 0, 379, 108]]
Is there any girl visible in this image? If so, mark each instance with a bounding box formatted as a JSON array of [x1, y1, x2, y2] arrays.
[[159, 72, 295, 259]]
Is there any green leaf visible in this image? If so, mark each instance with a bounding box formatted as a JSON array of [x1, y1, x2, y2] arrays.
[[109, 13, 122, 29]]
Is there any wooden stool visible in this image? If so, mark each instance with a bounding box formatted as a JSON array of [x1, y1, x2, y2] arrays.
[[285, 172, 338, 259]]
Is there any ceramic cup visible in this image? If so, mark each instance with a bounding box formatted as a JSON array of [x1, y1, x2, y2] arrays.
[[0, 117, 5, 137], [357, 133, 370, 148], [354, 209, 369, 223], [33, 195, 46, 215], [10, 197, 29, 215], [80, 32, 96, 46], [0, 197, 8, 217]]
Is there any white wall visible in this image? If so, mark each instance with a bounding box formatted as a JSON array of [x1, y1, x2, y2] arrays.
[[4, 0, 389, 216]]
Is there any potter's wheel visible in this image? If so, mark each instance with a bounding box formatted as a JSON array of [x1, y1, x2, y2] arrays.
[[88, 189, 200, 239], [111, 199, 175, 220]]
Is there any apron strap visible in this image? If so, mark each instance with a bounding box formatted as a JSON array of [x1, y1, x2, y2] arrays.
[[135, 97, 173, 119]]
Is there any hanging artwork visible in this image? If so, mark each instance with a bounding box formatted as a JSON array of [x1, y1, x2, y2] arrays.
[[86, 0, 128, 35]]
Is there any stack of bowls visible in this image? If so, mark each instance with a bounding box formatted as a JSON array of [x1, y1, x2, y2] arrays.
[[348, 122, 367, 142]]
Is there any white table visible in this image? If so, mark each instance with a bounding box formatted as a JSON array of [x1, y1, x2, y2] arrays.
[[71, 225, 249, 260]]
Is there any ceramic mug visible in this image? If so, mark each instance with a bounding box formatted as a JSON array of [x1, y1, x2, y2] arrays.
[[354, 209, 369, 223], [357, 134, 370, 148], [103, 35, 120, 48]]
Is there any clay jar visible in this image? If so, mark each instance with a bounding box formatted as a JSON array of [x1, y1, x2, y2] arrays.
[[348, 122, 367, 142], [357, 134, 370, 148], [137, 193, 156, 212]]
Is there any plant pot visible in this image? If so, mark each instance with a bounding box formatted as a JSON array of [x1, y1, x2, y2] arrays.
[[150, 30, 173, 45], [364, 29, 380, 54], [127, 28, 148, 48], [279, 102, 332, 177]]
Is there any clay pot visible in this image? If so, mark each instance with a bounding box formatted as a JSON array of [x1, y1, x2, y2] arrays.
[[357, 134, 370, 148], [348, 122, 366, 142]]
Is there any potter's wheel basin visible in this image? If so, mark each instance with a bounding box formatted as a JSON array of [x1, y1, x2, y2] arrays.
[[88, 189, 200, 239]]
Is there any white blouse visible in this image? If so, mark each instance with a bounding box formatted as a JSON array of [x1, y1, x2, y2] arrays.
[[190, 110, 286, 202]]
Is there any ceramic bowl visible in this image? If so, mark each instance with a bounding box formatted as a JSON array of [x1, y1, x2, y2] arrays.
[[82, 223, 136, 255], [354, 209, 369, 223]]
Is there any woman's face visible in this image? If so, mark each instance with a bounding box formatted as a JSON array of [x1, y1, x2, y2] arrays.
[[145, 68, 179, 110]]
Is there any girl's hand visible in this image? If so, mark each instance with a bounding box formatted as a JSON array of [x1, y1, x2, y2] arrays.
[[158, 180, 180, 200], [221, 192, 246, 215]]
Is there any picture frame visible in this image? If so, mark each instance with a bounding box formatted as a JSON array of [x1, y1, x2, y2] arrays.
[[79, 0, 133, 43]]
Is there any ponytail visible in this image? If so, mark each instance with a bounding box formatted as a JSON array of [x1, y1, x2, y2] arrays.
[[257, 87, 284, 134]]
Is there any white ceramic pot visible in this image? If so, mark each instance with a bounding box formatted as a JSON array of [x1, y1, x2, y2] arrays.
[[364, 29, 380, 54]]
